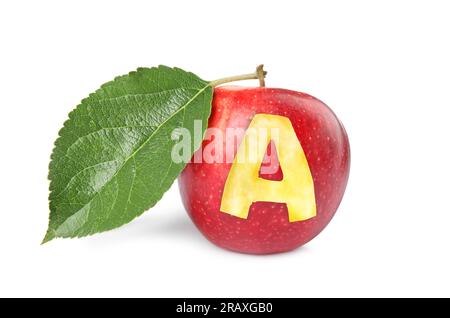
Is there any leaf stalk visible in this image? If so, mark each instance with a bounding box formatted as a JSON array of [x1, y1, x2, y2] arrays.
[[209, 65, 267, 87]]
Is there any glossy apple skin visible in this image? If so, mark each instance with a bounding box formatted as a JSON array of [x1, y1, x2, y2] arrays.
[[178, 86, 350, 254]]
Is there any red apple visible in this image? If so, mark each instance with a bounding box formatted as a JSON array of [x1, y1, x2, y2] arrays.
[[178, 86, 350, 254]]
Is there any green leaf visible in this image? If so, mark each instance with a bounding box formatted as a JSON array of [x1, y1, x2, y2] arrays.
[[44, 66, 213, 243]]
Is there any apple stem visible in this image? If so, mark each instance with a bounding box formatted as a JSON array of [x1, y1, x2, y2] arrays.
[[209, 65, 267, 87], [256, 64, 266, 87]]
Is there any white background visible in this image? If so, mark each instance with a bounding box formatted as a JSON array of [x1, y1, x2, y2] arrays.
[[0, 0, 449, 297]]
